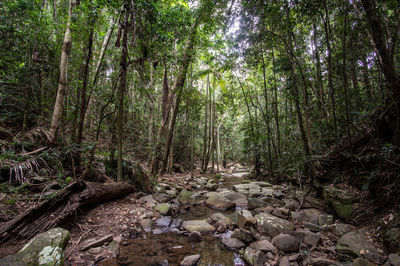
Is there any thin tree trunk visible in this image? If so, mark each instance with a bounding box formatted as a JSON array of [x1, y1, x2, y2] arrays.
[[211, 83, 216, 174], [271, 47, 281, 156], [216, 125, 220, 173], [342, 2, 351, 132], [201, 76, 209, 172], [49, 0, 75, 142], [261, 51, 273, 170], [116, 9, 129, 181]]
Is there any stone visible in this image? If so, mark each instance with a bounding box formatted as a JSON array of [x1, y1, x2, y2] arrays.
[[155, 216, 172, 227], [353, 257, 375, 266], [165, 189, 177, 197], [322, 185, 357, 219], [261, 188, 274, 197], [244, 247, 266, 266], [0, 227, 70, 266], [304, 222, 324, 232], [170, 218, 182, 228], [152, 193, 171, 203], [318, 214, 334, 227], [189, 231, 202, 242], [221, 238, 246, 251], [383, 228, 400, 252], [205, 180, 218, 191], [210, 213, 232, 225], [259, 196, 284, 206], [138, 195, 156, 206], [334, 223, 352, 236], [140, 219, 154, 232], [237, 210, 257, 229], [250, 239, 275, 252], [154, 203, 171, 215], [80, 234, 113, 251], [279, 256, 290, 266], [336, 231, 382, 263], [303, 231, 321, 247], [153, 185, 165, 193], [256, 213, 295, 237], [300, 208, 325, 224], [388, 253, 400, 266], [178, 190, 202, 205], [214, 221, 227, 233], [288, 253, 300, 262], [290, 211, 304, 222], [284, 199, 300, 211], [248, 198, 268, 210], [272, 234, 300, 253], [181, 220, 215, 235], [223, 191, 247, 206], [285, 231, 305, 243], [206, 193, 235, 210], [180, 254, 201, 266]]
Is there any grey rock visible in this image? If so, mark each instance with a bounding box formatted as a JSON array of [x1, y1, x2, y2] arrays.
[[140, 219, 154, 232], [80, 234, 113, 251], [250, 239, 276, 252], [304, 231, 321, 247], [152, 193, 171, 203], [210, 213, 232, 225], [244, 247, 266, 266], [272, 234, 300, 253], [0, 227, 70, 266], [388, 253, 400, 266], [154, 203, 171, 215], [248, 198, 268, 210], [139, 195, 156, 206], [279, 256, 290, 266], [221, 238, 246, 250], [334, 223, 352, 236], [353, 257, 375, 266], [256, 213, 295, 237], [206, 193, 235, 210], [180, 254, 201, 266], [155, 216, 172, 227], [304, 222, 324, 232]]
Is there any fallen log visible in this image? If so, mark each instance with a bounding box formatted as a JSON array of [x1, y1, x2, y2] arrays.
[[0, 181, 135, 243]]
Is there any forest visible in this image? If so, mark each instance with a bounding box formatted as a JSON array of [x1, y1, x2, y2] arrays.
[[0, 0, 400, 265]]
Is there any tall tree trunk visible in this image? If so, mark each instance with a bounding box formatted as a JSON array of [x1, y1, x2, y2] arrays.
[[211, 83, 216, 174], [261, 51, 273, 170], [271, 47, 281, 156], [216, 125, 220, 173], [49, 0, 75, 142], [201, 76, 209, 172], [342, 3, 351, 132], [76, 26, 95, 144], [116, 9, 130, 182]]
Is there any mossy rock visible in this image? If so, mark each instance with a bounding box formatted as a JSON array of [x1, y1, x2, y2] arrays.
[[332, 201, 354, 219], [383, 227, 400, 252], [154, 203, 171, 215], [177, 190, 202, 205], [0, 227, 70, 266]]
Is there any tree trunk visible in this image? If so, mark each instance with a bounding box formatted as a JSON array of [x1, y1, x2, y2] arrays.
[[117, 9, 130, 181], [261, 51, 273, 170], [49, 0, 75, 142], [0, 181, 134, 244], [201, 76, 209, 172], [271, 47, 281, 156]]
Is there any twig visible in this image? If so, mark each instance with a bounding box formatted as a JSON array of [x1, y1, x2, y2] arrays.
[[65, 228, 95, 259], [18, 147, 48, 156], [385, 158, 400, 167]]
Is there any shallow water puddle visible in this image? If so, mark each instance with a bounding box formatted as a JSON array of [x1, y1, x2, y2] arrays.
[[117, 232, 244, 266]]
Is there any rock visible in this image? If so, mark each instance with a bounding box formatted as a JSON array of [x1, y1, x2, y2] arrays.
[[154, 203, 171, 215], [279, 256, 290, 266], [221, 237, 246, 250], [223, 191, 247, 206], [165, 189, 177, 197], [180, 254, 201, 266], [237, 210, 257, 229], [153, 185, 165, 193], [318, 214, 334, 227], [322, 185, 357, 219], [288, 253, 300, 262], [383, 228, 400, 252], [152, 193, 171, 203], [334, 223, 353, 236], [0, 227, 70, 266], [88, 247, 102, 254], [205, 180, 218, 191], [244, 247, 266, 266], [336, 231, 382, 263], [303, 231, 321, 247], [214, 221, 227, 233], [261, 188, 274, 197], [171, 218, 182, 228], [248, 198, 268, 210], [231, 228, 254, 244], [189, 231, 202, 242], [181, 220, 215, 235], [272, 234, 300, 253], [290, 211, 305, 222], [210, 213, 232, 225], [259, 196, 284, 206], [285, 231, 305, 243], [300, 208, 325, 224], [234, 183, 261, 191], [256, 213, 295, 237], [353, 257, 375, 266], [304, 222, 324, 232], [206, 193, 235, 210], [155, 216, 172, 227], [80, 234, 113, 251], [250, 239, 276, 252], [178, 190, 202, 205], [388, 253, 400, 266], [139, 194, 156, 206], [140, 219, 154, 232], [284, 199, 300, 211]]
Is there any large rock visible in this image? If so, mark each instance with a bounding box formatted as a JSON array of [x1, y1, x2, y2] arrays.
[[0, 228, 70, 266], [181, 220, 215, 235], [221, 237, 245, 251], [244, 247, 266, 266], [336, 231, 383, 263], [256, 213, 294, 237], [237, 210, 257, 229], [205, 180, 218, 191], [222, 191, 247, 206], [178, 190, 202, 205], [154, 203, 171, 215], [383, 228, 400, 252], [206, 193, 235, 210], [248, 198, 268, 210], [180, 254, 201, 266], [152, 193, 171, 203], [272, 234, 300, 253], [250, 239, 276, 252], [322, 185, 357, 219], [210, 213, 232, 225]]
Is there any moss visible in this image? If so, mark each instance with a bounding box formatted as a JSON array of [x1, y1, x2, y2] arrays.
[[333, 201, 353, 219]]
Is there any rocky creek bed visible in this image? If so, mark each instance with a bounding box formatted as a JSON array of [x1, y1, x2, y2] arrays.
[[1, 166, 400, 266]]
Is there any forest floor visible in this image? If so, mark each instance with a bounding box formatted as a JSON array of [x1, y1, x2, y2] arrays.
[[1, 165, 399, 266]]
